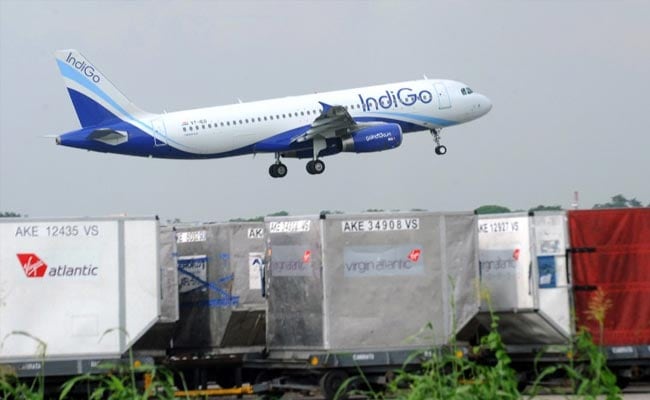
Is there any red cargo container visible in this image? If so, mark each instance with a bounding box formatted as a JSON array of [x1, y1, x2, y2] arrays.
[[569, 208, 650, 346]]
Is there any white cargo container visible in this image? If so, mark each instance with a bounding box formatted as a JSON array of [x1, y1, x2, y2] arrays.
[[476, 212, 572, 344], [0, 217, 163, 364]]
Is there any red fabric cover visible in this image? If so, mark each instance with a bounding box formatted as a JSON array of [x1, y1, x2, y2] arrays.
[[569, 208, 650, 345]]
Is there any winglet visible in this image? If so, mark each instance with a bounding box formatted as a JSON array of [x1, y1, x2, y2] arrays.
[[318, 101, 333, 113]]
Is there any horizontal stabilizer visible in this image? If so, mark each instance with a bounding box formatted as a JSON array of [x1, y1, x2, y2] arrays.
[[88, 129, 128, 146]]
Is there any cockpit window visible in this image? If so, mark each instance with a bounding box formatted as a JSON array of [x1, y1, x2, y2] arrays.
[[461, 88, 467, 95], [466, 87, 473, 94]]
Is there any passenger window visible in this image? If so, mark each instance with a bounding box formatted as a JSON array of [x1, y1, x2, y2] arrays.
[[220, 122, 224, 127], [183, 127, 187, 132], [227, 122, 230, 126], [189, 126, 193, 131], [276, 115, 280, 119], [239, 120, 243, 124], [300, 111, 304, 116], [202, 125, 205, 129], [264, 116, 267, 121], [282, 114, 286, 118], [270, 116, 274, 120]]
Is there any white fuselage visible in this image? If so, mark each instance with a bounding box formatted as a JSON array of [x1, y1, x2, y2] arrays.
[[151, 79, 491, 156]]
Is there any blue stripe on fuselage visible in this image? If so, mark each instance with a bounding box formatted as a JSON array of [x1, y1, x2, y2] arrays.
[[365, 111, 457, 127], [59, 121, 257, 159]]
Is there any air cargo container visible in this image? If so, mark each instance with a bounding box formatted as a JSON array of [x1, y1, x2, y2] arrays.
[[0, 216, 173, 377], [476, 211, 572, 345], [568, 208, 650, 372], [477, 209, 650, 385], [252, 211, 479, 398], [265, 211, 479, 351], [170, 222, 266, 353]]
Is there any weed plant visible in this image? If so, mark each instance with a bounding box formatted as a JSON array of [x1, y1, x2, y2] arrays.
[[58, 360, 178, 400], [0, 331, 46, 399]]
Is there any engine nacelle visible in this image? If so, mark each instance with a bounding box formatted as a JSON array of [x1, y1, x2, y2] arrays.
[[340, 124, 403, 153]]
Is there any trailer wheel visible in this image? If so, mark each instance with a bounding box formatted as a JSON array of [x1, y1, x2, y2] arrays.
[[516, 371, 530, 393], [319, 370, 349, 400], [615, 372, 631, 390]]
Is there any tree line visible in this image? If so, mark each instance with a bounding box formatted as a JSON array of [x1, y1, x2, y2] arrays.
[[2, 194, 647, 220], [475, 194, 648, 215]]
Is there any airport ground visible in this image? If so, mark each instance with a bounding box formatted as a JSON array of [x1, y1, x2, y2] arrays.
[[191, 382, 650, 399]]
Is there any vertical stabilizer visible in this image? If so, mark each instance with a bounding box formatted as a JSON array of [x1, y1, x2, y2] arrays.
[[54, 50, 149, 128]]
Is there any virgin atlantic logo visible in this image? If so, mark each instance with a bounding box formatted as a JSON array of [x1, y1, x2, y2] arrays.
[[16, 253, 48, 278], [408, 249, 421, 263]]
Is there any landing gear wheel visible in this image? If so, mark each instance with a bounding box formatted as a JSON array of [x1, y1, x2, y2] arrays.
[[306, 160, 325, 175], [269, 163, 288, 178], [319, 370, 348, 400], [276, 163, 287, 177], [430, 128, 447, 155]]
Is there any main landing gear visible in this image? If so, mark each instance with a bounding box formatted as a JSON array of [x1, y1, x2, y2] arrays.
[[269, 153, 288, 178], [306, 159, 325, 175], [268, 137, 327, 178], [430, 128, 447, 155], [306, 136, 326, 175]]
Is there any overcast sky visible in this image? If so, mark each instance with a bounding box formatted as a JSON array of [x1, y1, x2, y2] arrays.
[[1, 0, 649, 222]]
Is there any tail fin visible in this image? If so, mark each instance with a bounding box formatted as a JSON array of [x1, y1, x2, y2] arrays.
[[54, 50, 149, 128]]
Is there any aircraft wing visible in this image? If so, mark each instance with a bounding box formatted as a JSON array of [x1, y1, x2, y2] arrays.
[[291, 102, 360, 144]]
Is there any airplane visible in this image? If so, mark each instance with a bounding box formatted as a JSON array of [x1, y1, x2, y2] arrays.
[[54, 49, 492, 178]]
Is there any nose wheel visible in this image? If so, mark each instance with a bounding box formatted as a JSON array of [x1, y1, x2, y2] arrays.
[[430, 129, 447, 155], [306, 159, 325, 175]]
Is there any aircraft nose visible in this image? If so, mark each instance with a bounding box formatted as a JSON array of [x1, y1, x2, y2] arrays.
[[479, 94, 492, 115]]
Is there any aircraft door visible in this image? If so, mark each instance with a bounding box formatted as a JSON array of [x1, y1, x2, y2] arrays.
[[151, 118, 168, 146], [434, 83, 451, 110]]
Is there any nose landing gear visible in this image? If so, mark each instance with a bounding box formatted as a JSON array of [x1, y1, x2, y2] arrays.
[[430, 129, 447, 155]]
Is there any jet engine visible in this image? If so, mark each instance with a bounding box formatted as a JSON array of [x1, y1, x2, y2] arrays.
[[340, 124, 403, 153]]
